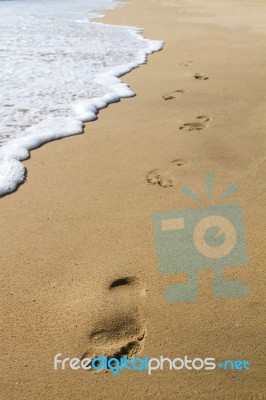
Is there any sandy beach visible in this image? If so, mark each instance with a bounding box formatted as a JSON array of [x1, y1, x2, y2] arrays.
[[1, 0, 266, 399]]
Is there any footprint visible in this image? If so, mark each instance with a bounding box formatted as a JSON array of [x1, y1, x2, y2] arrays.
[[180, 60, 193, 67], [170, 158, 188, 167], [82, 276, 146, 371], [162, 89, 186, 100], [146, 169, 173, 187], [146, 158, 189, 188], [109, 276, 142, 291], [194, 73, 209, 81], [179, 115, 210, 132]]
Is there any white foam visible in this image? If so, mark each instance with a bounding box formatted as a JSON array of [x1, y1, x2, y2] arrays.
[[0, 0, 163, 196]]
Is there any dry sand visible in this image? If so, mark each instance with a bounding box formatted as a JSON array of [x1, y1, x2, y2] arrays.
[[1, 0, 266, 399]]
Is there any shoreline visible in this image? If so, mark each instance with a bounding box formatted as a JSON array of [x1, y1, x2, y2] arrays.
[[0, 0, 162, 197], [1, 0, 266, 399]]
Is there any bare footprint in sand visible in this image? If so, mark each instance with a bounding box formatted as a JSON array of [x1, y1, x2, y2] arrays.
[[146, 169, 173, 187], [162, 89, 186, 100], [146, 158, 188, 188], [82, 277, 146, 369], [194, 73, 209, 81], [180, 60, 193, 67], [179, 115, 210, 132]]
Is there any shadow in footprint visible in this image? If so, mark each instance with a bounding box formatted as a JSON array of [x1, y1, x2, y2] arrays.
[[109, 276, 139, 290], [170, 158, 188, 167], [179, 115, 210, 132]]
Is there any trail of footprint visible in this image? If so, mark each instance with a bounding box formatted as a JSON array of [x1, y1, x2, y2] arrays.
[[146, 158, 188, 188], [162, 89, 186, 100], [194, 73, 209, 81], [179, 115, 210, 132], [82, 277, 146, 370]]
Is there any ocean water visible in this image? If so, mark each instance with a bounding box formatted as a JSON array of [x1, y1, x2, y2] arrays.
[[0, 0, 163, 195]]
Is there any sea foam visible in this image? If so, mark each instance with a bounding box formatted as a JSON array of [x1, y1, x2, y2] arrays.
[[0, 0, 163, 195]]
